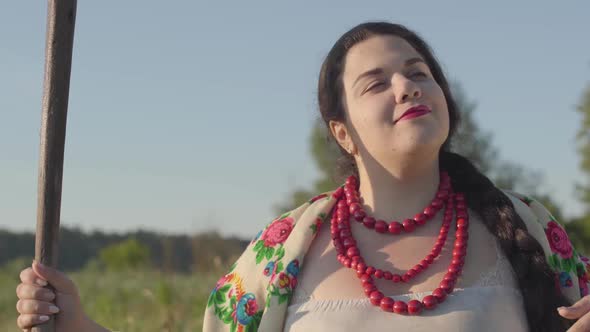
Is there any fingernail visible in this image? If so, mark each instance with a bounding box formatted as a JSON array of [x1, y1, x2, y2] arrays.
[[43, 291, 55, 301], [39, 315, 49, 321], [557, 306, 567, 311], [49, 305, 60, 313], [36, 278, 48, 287]]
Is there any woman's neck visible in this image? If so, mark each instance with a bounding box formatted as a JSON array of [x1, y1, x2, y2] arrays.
[[356, 154, 440, 222]]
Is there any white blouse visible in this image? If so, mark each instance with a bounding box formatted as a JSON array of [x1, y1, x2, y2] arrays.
[[284, 239, 529, 332]]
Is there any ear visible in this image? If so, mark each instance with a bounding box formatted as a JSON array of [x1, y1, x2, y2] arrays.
[[329, 120, 355, 154]]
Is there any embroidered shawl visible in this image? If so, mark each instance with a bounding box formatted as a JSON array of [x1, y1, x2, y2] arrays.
[[203, 189, 589, 332]]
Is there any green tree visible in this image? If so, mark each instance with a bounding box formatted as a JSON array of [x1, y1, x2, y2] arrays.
[[571, 83, 590, 252], [576, 84, 590, 211], [99, 237, 151, 271]]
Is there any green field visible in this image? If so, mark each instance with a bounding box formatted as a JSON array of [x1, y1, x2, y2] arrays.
[[0, 261, 223, 332]]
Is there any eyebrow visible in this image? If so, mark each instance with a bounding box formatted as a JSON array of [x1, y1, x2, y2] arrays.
[[352, 57, 426, 88]]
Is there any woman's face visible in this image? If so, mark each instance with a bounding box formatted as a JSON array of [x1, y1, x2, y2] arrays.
[[333, 34, 449, 166]]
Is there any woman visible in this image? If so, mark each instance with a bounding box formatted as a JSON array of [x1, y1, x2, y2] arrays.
[[14, 22, 590, 331]]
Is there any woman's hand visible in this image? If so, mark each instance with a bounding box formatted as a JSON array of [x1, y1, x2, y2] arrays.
[[15, 261, 91, 331], [558, 295, 590, 331]]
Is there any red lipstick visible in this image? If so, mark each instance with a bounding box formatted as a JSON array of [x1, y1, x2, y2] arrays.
[[395, 105, 431, 123]]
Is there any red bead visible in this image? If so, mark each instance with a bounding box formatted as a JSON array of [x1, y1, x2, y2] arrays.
[[432, 245, 442, 256], [346, 246, 359, 258], [439, 279, 455, 294], [366, 266, 376, 276], [337, 215, 349, 223], [375, 220, 388, 233], [431, 199, 443, 209], [339, 229, 352, 238], [374, 269, 384, 279], [364, 284, 377, 296], [453, 246, 466, 255], [448, 264, 462, 275], [383, 271, 393, 280], [420, 259, 429, 268], [422, 295, 438, 309], [349, 202, 361, 214], [414, 213, 427, 225], [345, 176, 357, 187], [353, 210, 366, 221], [343, 258, 352, 268], [402, 274, 410, 282], [407, 300, 423, 315], [380, 296, 394, 312], [393, 301, 408, 314], [432, 288, 447, 302], [452, 257, 464, 267], [456, 229, 468, 239], [362, 280, 374, 288], [388, 221, 403, 234], [356, 262, 367, 274], [424, 206, 436, 217], [402, 219, 416, 232], [360, 274, 372, 283], [333, 187, 344, 199], [443, 272, 456, 282], [337, 205, 348, 214], [425, 254, 435, 264], [363, 217, 376, 229], [392, 274, 402, 283], [343, 238, 356, 249], [369, 291, 384, 306]]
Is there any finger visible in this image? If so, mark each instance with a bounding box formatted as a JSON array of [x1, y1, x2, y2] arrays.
[[566, 308, 590, 331], [20, 267, 48, 287], [32, 260, 77, 294], [559, 296, 590, 320], [17, 314, 50, 330], [16, 299, 60, 315], [16, 283, 55, 301]]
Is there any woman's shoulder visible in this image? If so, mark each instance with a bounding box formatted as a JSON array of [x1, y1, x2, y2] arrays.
[[203, 190, 339, 331], [501, 189, 590, 302]]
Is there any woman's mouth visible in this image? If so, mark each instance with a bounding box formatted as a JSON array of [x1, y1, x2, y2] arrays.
[[394, 105, 431, 124]]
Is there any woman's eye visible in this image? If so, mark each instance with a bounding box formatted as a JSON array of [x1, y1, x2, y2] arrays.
[[411, 71, 427, 78], [366, 82, 384, 92]]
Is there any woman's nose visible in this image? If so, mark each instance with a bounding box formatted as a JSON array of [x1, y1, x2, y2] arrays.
[[392, 74, 422, 104]]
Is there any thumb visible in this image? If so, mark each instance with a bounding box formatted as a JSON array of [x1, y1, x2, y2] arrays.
[[32, 260, 78, 295], [558, 295, 590, 320]]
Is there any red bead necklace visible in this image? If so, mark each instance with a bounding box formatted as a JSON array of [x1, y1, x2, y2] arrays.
[[330, 172, 469, 315]]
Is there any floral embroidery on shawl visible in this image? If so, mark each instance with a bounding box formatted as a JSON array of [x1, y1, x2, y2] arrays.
[[509, 192, 589, 300], [310, 212, 327, 236], [207, 271, 263, 332], [263, 259, 300, 307], [252, 212, 293, 265]]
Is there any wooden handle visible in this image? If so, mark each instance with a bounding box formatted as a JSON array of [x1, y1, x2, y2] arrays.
[[33, 0, 77, 331]]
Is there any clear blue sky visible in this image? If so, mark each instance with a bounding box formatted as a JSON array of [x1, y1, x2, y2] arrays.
[[1, 1, 589, 238]]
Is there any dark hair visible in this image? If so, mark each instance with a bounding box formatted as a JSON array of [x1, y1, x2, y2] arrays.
[[317, 21, 572, 331]]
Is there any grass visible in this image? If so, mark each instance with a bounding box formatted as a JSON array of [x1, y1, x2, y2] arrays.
[[0, 260, 224, 332]]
